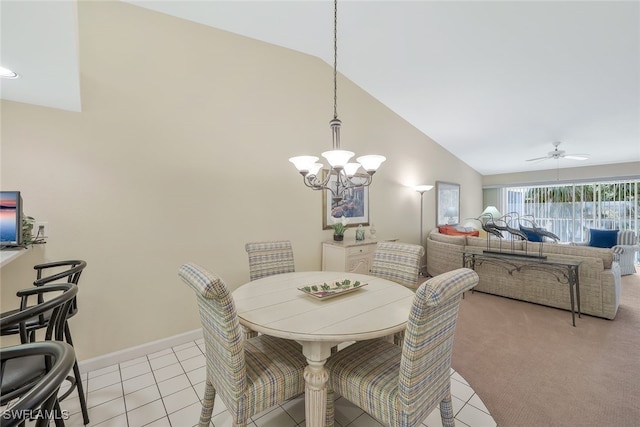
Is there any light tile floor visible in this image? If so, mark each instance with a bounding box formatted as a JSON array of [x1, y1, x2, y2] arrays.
[[18, 338, 497, 427]]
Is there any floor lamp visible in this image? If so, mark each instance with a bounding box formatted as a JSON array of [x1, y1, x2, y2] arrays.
[[415, 185, 434, 275]]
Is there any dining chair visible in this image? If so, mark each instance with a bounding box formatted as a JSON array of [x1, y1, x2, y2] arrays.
[[0, 283, 81, 426], [178, 263, 333, 427], [243, 241, 295, 338], [245, 240, 295, 281], [1, 341, 75, 427], [325, 268, 479, 427], [370, 241, 425, 345], [370, 241, 425, 291]]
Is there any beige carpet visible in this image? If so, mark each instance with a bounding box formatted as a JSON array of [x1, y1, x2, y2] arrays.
[[452, 266, 640, 427]]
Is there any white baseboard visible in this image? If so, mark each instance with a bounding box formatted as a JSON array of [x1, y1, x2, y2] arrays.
[[78, 328, 203, 374]]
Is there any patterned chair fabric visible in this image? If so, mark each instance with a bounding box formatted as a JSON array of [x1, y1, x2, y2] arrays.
[[245, 240, 295, 281], [613, 230, 639, 276], [178, 263, 310, 427], [325, 268, 479, 427], [370, 242, 425, 290], [244, 240, 295, 339]]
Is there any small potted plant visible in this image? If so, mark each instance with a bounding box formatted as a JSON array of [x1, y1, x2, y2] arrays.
[[332, 216, 348, 241], [21, 215, 35, 245]]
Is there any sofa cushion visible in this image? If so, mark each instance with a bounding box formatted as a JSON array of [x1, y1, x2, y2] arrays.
[[588, 229, 619, 248], [437, 224, 480, 237], [540, 242, 614, 269], [465, 236, 525, 251], [519, 225, 544, 242], [429, 230, 467, 246]]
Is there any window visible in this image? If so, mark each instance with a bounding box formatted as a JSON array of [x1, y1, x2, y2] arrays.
[[495, 180, 639, 251]]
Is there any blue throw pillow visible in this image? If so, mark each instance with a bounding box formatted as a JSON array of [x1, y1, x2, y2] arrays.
[[588, 229, 619, 248], [519, 225, 544, 242]]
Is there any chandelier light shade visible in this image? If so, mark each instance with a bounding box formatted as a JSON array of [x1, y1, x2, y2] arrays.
[[289, 0, 385, 202]]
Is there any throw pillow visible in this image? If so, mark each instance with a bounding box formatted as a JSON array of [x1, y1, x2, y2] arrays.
[[588, 229, 619, 248], [438, 224, 479, 237], [519, 225, 544, 242]]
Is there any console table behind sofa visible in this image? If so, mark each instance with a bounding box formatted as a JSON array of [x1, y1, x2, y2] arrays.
[[427, 230, 621, 320]]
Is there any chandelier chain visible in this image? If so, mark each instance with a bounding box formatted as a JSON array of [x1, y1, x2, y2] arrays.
[[333, 0, 338, 120]]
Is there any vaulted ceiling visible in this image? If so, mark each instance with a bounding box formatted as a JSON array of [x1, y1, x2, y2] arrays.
[[2, 1, 638, 175]]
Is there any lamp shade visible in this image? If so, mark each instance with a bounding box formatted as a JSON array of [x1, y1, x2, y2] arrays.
[[342, 163, 361, 177], [322, 150, 354, 168], [356, 155, 386, 172], [481, 206, 502, 220], [415, 185, 434, 193], [289, 156, 319, 173], [309, 163, 323, 176]]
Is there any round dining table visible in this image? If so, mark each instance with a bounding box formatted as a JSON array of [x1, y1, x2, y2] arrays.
[[232, 271, 415, 427]]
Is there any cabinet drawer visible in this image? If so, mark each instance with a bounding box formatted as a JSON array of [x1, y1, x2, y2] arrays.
[[347, 244, 375, 257]]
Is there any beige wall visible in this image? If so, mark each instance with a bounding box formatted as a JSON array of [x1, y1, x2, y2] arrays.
[[0, 1, 482, 360]]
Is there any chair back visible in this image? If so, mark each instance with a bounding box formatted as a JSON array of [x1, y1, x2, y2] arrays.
[[33, 260, 86, 286], [370, 242, 425, 290], [1, 284, 78, 408], [178, 263, 246, 407], [398, 268, 478, 410], [245, 240, 295, 281], [1, 284, 78, 344], [1, 341, 75, 427], [617, 230, 638, 245], [33, 260, 87, 314]]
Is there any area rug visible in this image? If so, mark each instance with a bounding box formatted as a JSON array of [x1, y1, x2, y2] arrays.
[[452, 267, 640, 427]]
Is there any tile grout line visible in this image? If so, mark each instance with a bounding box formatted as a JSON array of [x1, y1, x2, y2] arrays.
[[119, 361, 131, 427], [146, 352, 172, 427]]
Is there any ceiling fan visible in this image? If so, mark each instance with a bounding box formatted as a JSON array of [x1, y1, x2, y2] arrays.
[[526, 141, 590, 162]]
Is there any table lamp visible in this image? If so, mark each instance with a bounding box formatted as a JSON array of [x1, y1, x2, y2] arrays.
[[444, 207, 458, 224], [481, 206, 501, 224]]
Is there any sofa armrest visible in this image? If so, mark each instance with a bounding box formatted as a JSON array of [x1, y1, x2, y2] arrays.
[[612, 244, 640, 263], [612, 244, 640, 254]]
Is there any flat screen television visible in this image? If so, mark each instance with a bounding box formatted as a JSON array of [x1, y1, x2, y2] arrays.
[[0, 191, 23, 248]]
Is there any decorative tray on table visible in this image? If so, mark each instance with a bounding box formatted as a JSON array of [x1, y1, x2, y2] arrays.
[[298, 278, 367, 300]]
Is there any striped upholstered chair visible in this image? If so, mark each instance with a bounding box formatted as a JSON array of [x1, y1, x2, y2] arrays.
[[370, 241, 425, 345], [370, 241, 425, 291], [245, 240, 295, 281], [178, 263, 308, 427], [325, 268, 479, 427], [613, 230, 639, 276], [243, 240, 296, 338]]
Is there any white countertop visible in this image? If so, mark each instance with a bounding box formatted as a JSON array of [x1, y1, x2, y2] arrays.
[[0, 248, 27, 268]]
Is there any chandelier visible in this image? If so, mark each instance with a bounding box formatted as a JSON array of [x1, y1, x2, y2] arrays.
[[289, 0, 385, 203]]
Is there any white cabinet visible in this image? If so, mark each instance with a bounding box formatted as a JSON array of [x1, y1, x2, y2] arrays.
[[321, 240, 378, 274]]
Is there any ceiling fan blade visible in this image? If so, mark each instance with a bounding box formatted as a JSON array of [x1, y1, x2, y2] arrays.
[[525, 156, 550, 162], [564, 154, 590, 160]]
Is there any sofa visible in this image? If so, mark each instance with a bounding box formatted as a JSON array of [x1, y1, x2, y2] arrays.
[[426, 229, 621, 319]]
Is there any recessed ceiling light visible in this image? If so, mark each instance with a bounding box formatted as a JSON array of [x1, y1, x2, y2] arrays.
[[0, 66, 19, 79]]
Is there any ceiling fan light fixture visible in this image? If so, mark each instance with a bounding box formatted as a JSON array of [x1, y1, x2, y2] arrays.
[[0, 66, 19, 79], [564, 154, 589, 161], [525, 141, 590, 163]]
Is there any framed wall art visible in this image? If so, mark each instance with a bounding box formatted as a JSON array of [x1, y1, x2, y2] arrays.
[[436, 181, 460, 225], [322, 171, 370, 230]]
